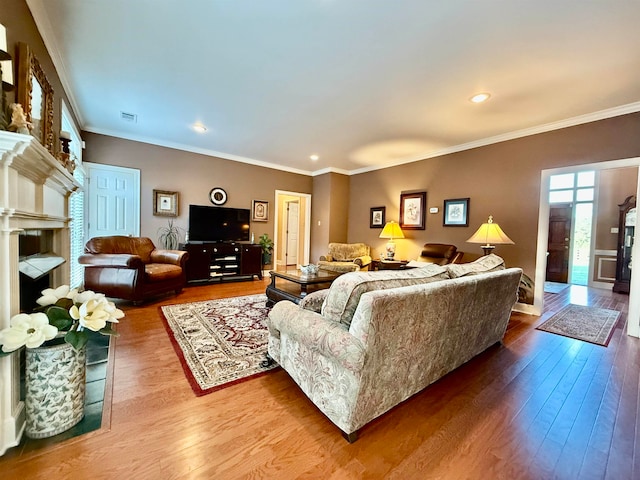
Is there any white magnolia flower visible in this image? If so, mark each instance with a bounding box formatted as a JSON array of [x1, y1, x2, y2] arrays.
[[102, 300, 124, 324], [36, 285, 79, 307], [70, 298, 112, 332], [73, 289, 101, 305], [0, 312, 58, 352]]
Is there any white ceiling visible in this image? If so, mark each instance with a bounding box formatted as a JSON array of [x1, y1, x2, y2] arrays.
[[28, 0, 640, 176]]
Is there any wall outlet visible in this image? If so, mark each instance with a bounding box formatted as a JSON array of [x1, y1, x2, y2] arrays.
[[611, 227, 619, 234]]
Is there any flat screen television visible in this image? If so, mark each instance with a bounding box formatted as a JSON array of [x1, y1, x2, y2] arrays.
[[188, 204, 250, 242]]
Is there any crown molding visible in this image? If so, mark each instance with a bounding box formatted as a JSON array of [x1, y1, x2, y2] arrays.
[[311, 167, 351, 177], [83, 127, 314, 176], [349, 102, 640, 175]]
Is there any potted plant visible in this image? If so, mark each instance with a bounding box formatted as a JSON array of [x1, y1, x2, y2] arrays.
[[157, 219, 183, 250], [258, 233, 274, 266]]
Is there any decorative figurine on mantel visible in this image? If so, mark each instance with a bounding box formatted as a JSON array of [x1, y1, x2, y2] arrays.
[[58, 131, 71, 169], [57, 131, 76, 174], [8, 103, 31, 134]]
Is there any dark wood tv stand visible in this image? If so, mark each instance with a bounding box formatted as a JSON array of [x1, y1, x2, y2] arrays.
[[181, 242, 262, 284]]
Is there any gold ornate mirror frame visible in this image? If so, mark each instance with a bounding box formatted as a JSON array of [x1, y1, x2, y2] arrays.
[[16, 42, 54, 154]]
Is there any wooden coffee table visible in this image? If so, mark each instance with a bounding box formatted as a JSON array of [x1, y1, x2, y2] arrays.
[[265, 269, 341, 307]]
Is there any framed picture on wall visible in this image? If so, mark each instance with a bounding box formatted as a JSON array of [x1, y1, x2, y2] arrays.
[[443, 198, 470, 227], [153, 190, 179, 217], [370, 206, 386, 228], [252, 200, 269, 222], [399, 191, 426, 230]]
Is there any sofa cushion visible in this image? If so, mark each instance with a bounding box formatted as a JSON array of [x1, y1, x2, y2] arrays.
[[145, 263, 183, 282], [446, 254, 505, 278], [321, 265, 450, 327]]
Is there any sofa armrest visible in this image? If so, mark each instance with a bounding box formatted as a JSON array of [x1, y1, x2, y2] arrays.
[[319, 254, 333, 262], [298, 289, 329, 313], [78, 253, 144, 268], [353, 255, 372, 268], [150, 249, 189, 267], [268, 301, 365, 373]]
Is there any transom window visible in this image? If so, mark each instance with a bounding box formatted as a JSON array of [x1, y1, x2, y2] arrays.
[[549, 171, 595, 204]]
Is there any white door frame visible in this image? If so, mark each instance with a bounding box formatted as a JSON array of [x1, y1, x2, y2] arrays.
[[532, 157, 640, 338], [84, 162, 141, 239], [274, 190, 311, 268]]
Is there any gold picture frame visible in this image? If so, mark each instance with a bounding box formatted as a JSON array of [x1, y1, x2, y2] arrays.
[[16, 42, 55, 154], [153, 190, 179, 217]]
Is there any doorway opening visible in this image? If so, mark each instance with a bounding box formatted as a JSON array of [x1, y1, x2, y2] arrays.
[[273, 190, 311, 272], [546, 171, 595, 286]]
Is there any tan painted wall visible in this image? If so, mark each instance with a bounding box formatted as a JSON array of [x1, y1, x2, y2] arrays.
[[328, 173, 350, 243], [349, 113, 640, 280], [311, 174, 331, 262], [596, 167, 637, 250], [310, 172, 350, 262], [83, 133, 313, 246]]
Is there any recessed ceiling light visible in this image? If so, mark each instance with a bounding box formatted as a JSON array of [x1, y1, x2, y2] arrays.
[[470, 93, 491, 103], [192, 123, 207, 133], [309, 154, 319, 161]]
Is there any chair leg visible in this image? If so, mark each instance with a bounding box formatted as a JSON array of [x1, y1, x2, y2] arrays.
[[342, 430, 358, 443]]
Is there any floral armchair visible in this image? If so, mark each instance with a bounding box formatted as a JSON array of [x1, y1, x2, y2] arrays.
[[318, 243, 372, 273]]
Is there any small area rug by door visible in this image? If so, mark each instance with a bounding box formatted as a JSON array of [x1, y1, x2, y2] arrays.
[[160, 294, 277, 396], [536, 304, 620, 346], [544, 281, 570, 294]]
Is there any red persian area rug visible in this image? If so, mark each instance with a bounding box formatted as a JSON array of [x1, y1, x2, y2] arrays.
[[160, 294, 278, 396]]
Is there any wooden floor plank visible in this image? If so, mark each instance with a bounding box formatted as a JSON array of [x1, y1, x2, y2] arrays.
[[0, 281, 635, 480]]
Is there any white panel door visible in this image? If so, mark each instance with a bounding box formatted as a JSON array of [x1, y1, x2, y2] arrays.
[[86, 163, 140, 239], [286, 201, 299, 266]]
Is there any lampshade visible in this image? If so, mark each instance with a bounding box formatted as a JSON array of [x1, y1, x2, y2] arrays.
[[379, 221, 405, 240], [379, 221, 404, 260], [466, 215, 514, 255]]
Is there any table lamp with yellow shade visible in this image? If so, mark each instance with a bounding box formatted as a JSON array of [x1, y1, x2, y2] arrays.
[[379, 221, 404, 260]]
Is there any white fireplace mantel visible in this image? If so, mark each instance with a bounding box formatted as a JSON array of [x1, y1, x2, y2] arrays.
[[0, 131, 80, 455]]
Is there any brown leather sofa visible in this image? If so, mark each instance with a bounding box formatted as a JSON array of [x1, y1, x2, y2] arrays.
[[417, 243, 463, 265], [78, 236, 189, 303]]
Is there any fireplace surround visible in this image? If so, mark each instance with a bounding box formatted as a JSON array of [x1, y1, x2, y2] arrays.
[[0, 131, 80, 455]]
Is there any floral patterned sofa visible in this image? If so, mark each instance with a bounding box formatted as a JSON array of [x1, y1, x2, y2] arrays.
[[317, 242, 372, 273], [266, 255, 522, 441]]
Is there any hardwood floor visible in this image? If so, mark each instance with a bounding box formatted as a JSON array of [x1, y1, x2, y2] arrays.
[[0, 280, 635, 479]]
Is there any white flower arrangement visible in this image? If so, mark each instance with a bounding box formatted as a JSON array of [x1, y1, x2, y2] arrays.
[[0, 285, 124, 354]]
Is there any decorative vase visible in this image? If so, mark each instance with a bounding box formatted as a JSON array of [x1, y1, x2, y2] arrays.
[[25, 339, 86, 439]]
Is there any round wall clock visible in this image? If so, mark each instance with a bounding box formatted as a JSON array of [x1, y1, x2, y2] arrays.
[[209, 187, 227, 205]]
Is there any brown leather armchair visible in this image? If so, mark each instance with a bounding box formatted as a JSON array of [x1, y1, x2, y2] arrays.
[[417, 243, 463, 265], [78, 236, 189, 303]]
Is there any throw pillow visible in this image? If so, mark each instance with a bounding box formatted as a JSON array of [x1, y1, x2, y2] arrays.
[[446, 253, 505, 278], [321, 265, 450, 327]]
